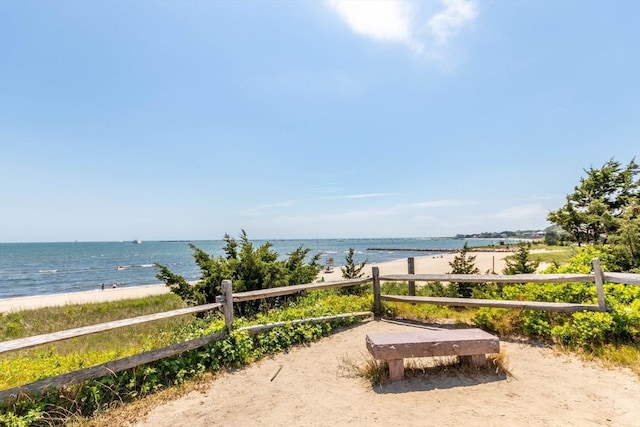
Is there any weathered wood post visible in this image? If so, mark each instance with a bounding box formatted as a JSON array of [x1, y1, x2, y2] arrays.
[[222, 279, 234, 333], [372, 267, 381, 316], [592, 258, 607, 311], [408, 257, 416, 296]]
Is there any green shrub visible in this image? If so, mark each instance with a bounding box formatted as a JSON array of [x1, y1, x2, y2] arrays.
[[552, 312, 615, 347]]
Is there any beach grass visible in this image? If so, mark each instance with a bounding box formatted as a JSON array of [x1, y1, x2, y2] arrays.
[[0, 294, 199, 389], [530, 247, 575, 265], [342, 350, 510, 387], [0, 293, 186, 340]]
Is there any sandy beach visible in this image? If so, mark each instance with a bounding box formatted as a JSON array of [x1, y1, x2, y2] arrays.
[[0, 251, 519, 313]]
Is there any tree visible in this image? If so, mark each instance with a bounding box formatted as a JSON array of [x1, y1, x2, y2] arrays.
[[548, 158, 639, 245], [502, 242, 540, 274], [605, 197, 640, 272], [341, 248, 368, 279], [155, 230, 322, 313], [340, 248, 368, 295], [543, 225, 571, 246], [448, 243, 480, 298]]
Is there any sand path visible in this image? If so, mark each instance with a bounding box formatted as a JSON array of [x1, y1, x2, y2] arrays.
[[133, 319, 640, 427]]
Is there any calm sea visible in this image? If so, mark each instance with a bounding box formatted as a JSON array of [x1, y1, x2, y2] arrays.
[[0, 238, 503, 299]]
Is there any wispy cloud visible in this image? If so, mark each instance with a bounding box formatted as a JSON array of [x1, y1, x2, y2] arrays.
[[325, 0, 478, 54], [408, 199, 467, 208], [319, 193, 399, 200], [428, 0, 478, 45]]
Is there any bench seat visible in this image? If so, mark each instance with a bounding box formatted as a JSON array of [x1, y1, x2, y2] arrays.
[[366, 328, 500, 381]]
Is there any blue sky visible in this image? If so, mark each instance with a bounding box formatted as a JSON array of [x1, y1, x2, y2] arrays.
[[1, 0, 639, 242]]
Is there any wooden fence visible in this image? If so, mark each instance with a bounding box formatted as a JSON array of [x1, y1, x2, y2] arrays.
[[372, 258, 639, 314], [1, 257, 639, 402], [0, 277, 371, 402]]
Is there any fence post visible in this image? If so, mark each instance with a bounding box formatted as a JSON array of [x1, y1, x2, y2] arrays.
[[592, 258, 607, 311], [372, 267, 381, 316], [222, 280, 234, 333], [408, 257, 415, 296]]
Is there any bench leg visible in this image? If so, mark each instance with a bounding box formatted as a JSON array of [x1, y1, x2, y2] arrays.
[[460, 354, 487, 366], [387, 359, 404, 381]]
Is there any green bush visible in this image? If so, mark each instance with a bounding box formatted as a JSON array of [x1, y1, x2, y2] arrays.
[[552, 312, 615, 347], [156, 230, 322, 313]]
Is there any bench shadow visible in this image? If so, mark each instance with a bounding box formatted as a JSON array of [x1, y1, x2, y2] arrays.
[[372, 369, 508, 394]]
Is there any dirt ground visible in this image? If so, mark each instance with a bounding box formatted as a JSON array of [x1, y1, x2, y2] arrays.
[[131, 319, 640, 427]]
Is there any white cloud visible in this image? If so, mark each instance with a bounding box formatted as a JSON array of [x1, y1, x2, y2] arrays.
[[325, 0, 478, 54], [429, 0, 478, 45], [326, 0, 413, 43]]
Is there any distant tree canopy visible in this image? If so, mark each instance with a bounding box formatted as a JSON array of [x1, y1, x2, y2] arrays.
[[547, 158, 639, 246], [155, 230, 322, 311]]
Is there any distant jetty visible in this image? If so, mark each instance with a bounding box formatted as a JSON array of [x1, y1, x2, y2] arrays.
[[366, 247, 458, 253]]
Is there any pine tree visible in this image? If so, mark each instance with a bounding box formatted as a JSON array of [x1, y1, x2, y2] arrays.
[[340, 248, 368, 295], [341, 248, 367, 279], [502, 242, 540, 274], [448, 243, 479, 298]]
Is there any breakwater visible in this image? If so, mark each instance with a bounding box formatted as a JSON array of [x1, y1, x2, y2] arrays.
[[367, 247, 458, 253]]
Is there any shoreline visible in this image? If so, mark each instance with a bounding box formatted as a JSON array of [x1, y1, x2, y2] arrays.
[[0, 251, 520, 313]]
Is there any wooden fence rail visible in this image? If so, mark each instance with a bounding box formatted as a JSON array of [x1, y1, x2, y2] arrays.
[[226, 277, 371, 303], [0, 302, 223, 354], [371, 258, 640, 315]]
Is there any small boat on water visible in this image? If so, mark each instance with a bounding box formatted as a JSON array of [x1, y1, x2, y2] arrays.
[[132, 239, 142, 244]]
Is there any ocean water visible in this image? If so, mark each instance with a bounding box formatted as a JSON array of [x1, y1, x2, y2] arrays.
[[0, 238, 503, 299]]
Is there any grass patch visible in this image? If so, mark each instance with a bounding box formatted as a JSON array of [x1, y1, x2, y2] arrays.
[[530, 247, 575, 265], [571, 343, 640, 377], [0, 294, 200, 390], [342, 350, 510, 387], [0, 293, 186, 340]]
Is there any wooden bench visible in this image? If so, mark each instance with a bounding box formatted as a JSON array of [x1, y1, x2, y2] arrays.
[[365, 328, 500, 381]]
